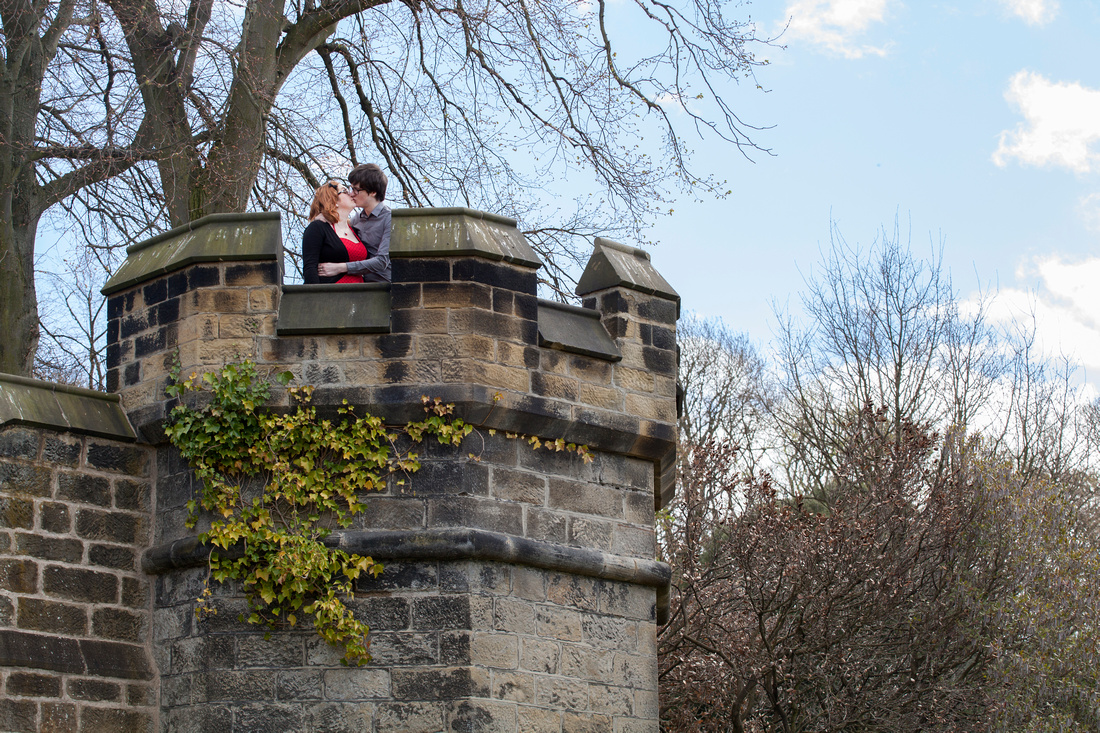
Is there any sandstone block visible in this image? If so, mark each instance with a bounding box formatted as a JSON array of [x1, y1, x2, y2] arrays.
[[611, 525, 655, 558], [391, 666, 489, 700], [447, 698, 518, 733], [562, 711, 612, 733], [236, 634, 304, 668], [568, 517, 613, 552], [472, 632, 519, 668], [248, 286, 279, 312], [494, 597, 536, 634], [377, 701, 446, 733], [0, 429, 40, 460], [536, 676, 588, 709], [493, 670, 535, 703], [599, 583, 655, 622], [492, 467, 547, 505], [535, 606, 582, 642], [1, 496, 34, 530], [219, 314, 275, 338], [15, 532, 82, 563], [526, 508, 568, 544], [38, 502, 70, 533], [7, 671, 62, 697], [547, 575, 599, 613], [624, 393, 676, 423], [42, 435, 80, 466], [559, 642, 614, 682], [18, 597, 87, 635], [67, 677, 121, 702], [323, 668, 391, 700], [581, 616, 637, 652], [367, 632, 438, 666], [520, 637, 560, 675], [578, 383, 623, 411], [0, 463, 52, 498], [548, 480, 623, 520], [187, 289, 249, 315], [518, 705, 563, 732]]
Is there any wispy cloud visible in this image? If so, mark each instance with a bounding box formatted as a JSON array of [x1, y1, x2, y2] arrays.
[[782, 0, 893, 59], [998, 0, 1059, 26], [993, 71, 1100, 173], [983, 256, 1100, 386]]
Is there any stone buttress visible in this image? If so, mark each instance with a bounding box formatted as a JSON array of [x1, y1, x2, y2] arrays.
[[94, 207, 680, 732]]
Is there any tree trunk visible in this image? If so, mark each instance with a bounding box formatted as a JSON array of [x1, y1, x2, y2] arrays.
[[0, 216, 41, 374], [109, 0, 381, 226], [0, 0, 71, 374]]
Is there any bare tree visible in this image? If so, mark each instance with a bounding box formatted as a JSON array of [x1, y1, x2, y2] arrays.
[[660, 406, 1100, 732], [771, 218, 1005, 501], [677, 313, 773, 474], [34, 241, 118, 388], [660, 413, 994, 732], [15, 0, 775, 373], [0, 0, 148, 373]]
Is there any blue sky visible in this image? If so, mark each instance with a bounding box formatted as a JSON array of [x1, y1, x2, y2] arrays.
[[641, 0, 1100, 389]]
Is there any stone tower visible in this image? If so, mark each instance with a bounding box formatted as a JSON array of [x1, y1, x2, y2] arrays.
[[2, 208, 679, 732]]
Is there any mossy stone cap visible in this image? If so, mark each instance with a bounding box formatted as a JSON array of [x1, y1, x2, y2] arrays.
[[278, 283, 391, 335], [390, 207, 542, 267], [102, 212, 282, 295], [575, 237, 680, 310], [0, 373, 136, 440]]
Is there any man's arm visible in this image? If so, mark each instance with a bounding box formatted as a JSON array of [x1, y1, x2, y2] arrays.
[[346, 207, 391, 279]]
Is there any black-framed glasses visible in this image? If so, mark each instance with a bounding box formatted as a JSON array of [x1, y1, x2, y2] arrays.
[[348, 185, 363, 195], [328, 183, 350, 195]]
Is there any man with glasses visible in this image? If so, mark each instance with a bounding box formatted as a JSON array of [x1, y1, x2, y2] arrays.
[[318, 163, 392, 282]]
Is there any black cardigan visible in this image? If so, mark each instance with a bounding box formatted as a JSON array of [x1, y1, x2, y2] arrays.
[[301, 219, 361, 284]]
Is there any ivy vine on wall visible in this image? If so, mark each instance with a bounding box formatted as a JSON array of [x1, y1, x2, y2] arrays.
[[164, 360, 471, 664], [164, 360, 592, 664]]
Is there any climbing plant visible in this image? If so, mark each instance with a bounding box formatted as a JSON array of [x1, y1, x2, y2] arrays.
[[163, 360, 473, 664], [164, 359, 594, 664]]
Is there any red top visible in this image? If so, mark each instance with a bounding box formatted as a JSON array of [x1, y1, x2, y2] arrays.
[[335, 228, 367, 284]]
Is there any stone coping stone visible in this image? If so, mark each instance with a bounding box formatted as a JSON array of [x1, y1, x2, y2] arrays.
[[391, 207, 542, 268], [575, 237, 680, 311], [144, 528, 670, 587], [537, 299, 622, 362], [278, 283, 391, 335], [0, 373, 136, 440], [142, 528, 671, 623], [102, 212, 282, 295]]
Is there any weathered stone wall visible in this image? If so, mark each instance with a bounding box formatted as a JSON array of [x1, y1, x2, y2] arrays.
[[152, 434, 661, 731], [95, 208, 681, 731], [0, 425, 155, 732]]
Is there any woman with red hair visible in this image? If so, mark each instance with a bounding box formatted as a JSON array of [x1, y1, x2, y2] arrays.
[[301, 181, 368, 284]]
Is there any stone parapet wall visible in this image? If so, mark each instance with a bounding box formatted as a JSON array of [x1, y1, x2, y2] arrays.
[[104, 213, 678, 510], [105, 260, 281, 435], [153, 559, 656, 732], [91, 209, 680, 732], [0, 426, 155, 733]]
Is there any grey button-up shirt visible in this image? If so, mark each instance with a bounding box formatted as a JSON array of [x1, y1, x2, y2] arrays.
[[347, 202, 391, 282]]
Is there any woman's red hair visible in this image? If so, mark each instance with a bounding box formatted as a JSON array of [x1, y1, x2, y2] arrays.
[[308, 181, 342, 223]]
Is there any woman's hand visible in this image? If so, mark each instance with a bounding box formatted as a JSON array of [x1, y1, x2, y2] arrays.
[[318, 262, 348, 277]]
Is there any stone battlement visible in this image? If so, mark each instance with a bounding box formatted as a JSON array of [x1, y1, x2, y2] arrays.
[[1, 208, 680, 732]]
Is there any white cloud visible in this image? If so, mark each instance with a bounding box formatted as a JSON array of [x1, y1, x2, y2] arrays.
[[981, 256, 1100, 386], [993, 71, 1100, 173], [782, 0, 893, 59], [1079, 193, 1100, 232], [998, 0, 1059, 26]]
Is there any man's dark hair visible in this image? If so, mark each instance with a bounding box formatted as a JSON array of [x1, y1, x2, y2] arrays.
[[348, 163, 388, 202]]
